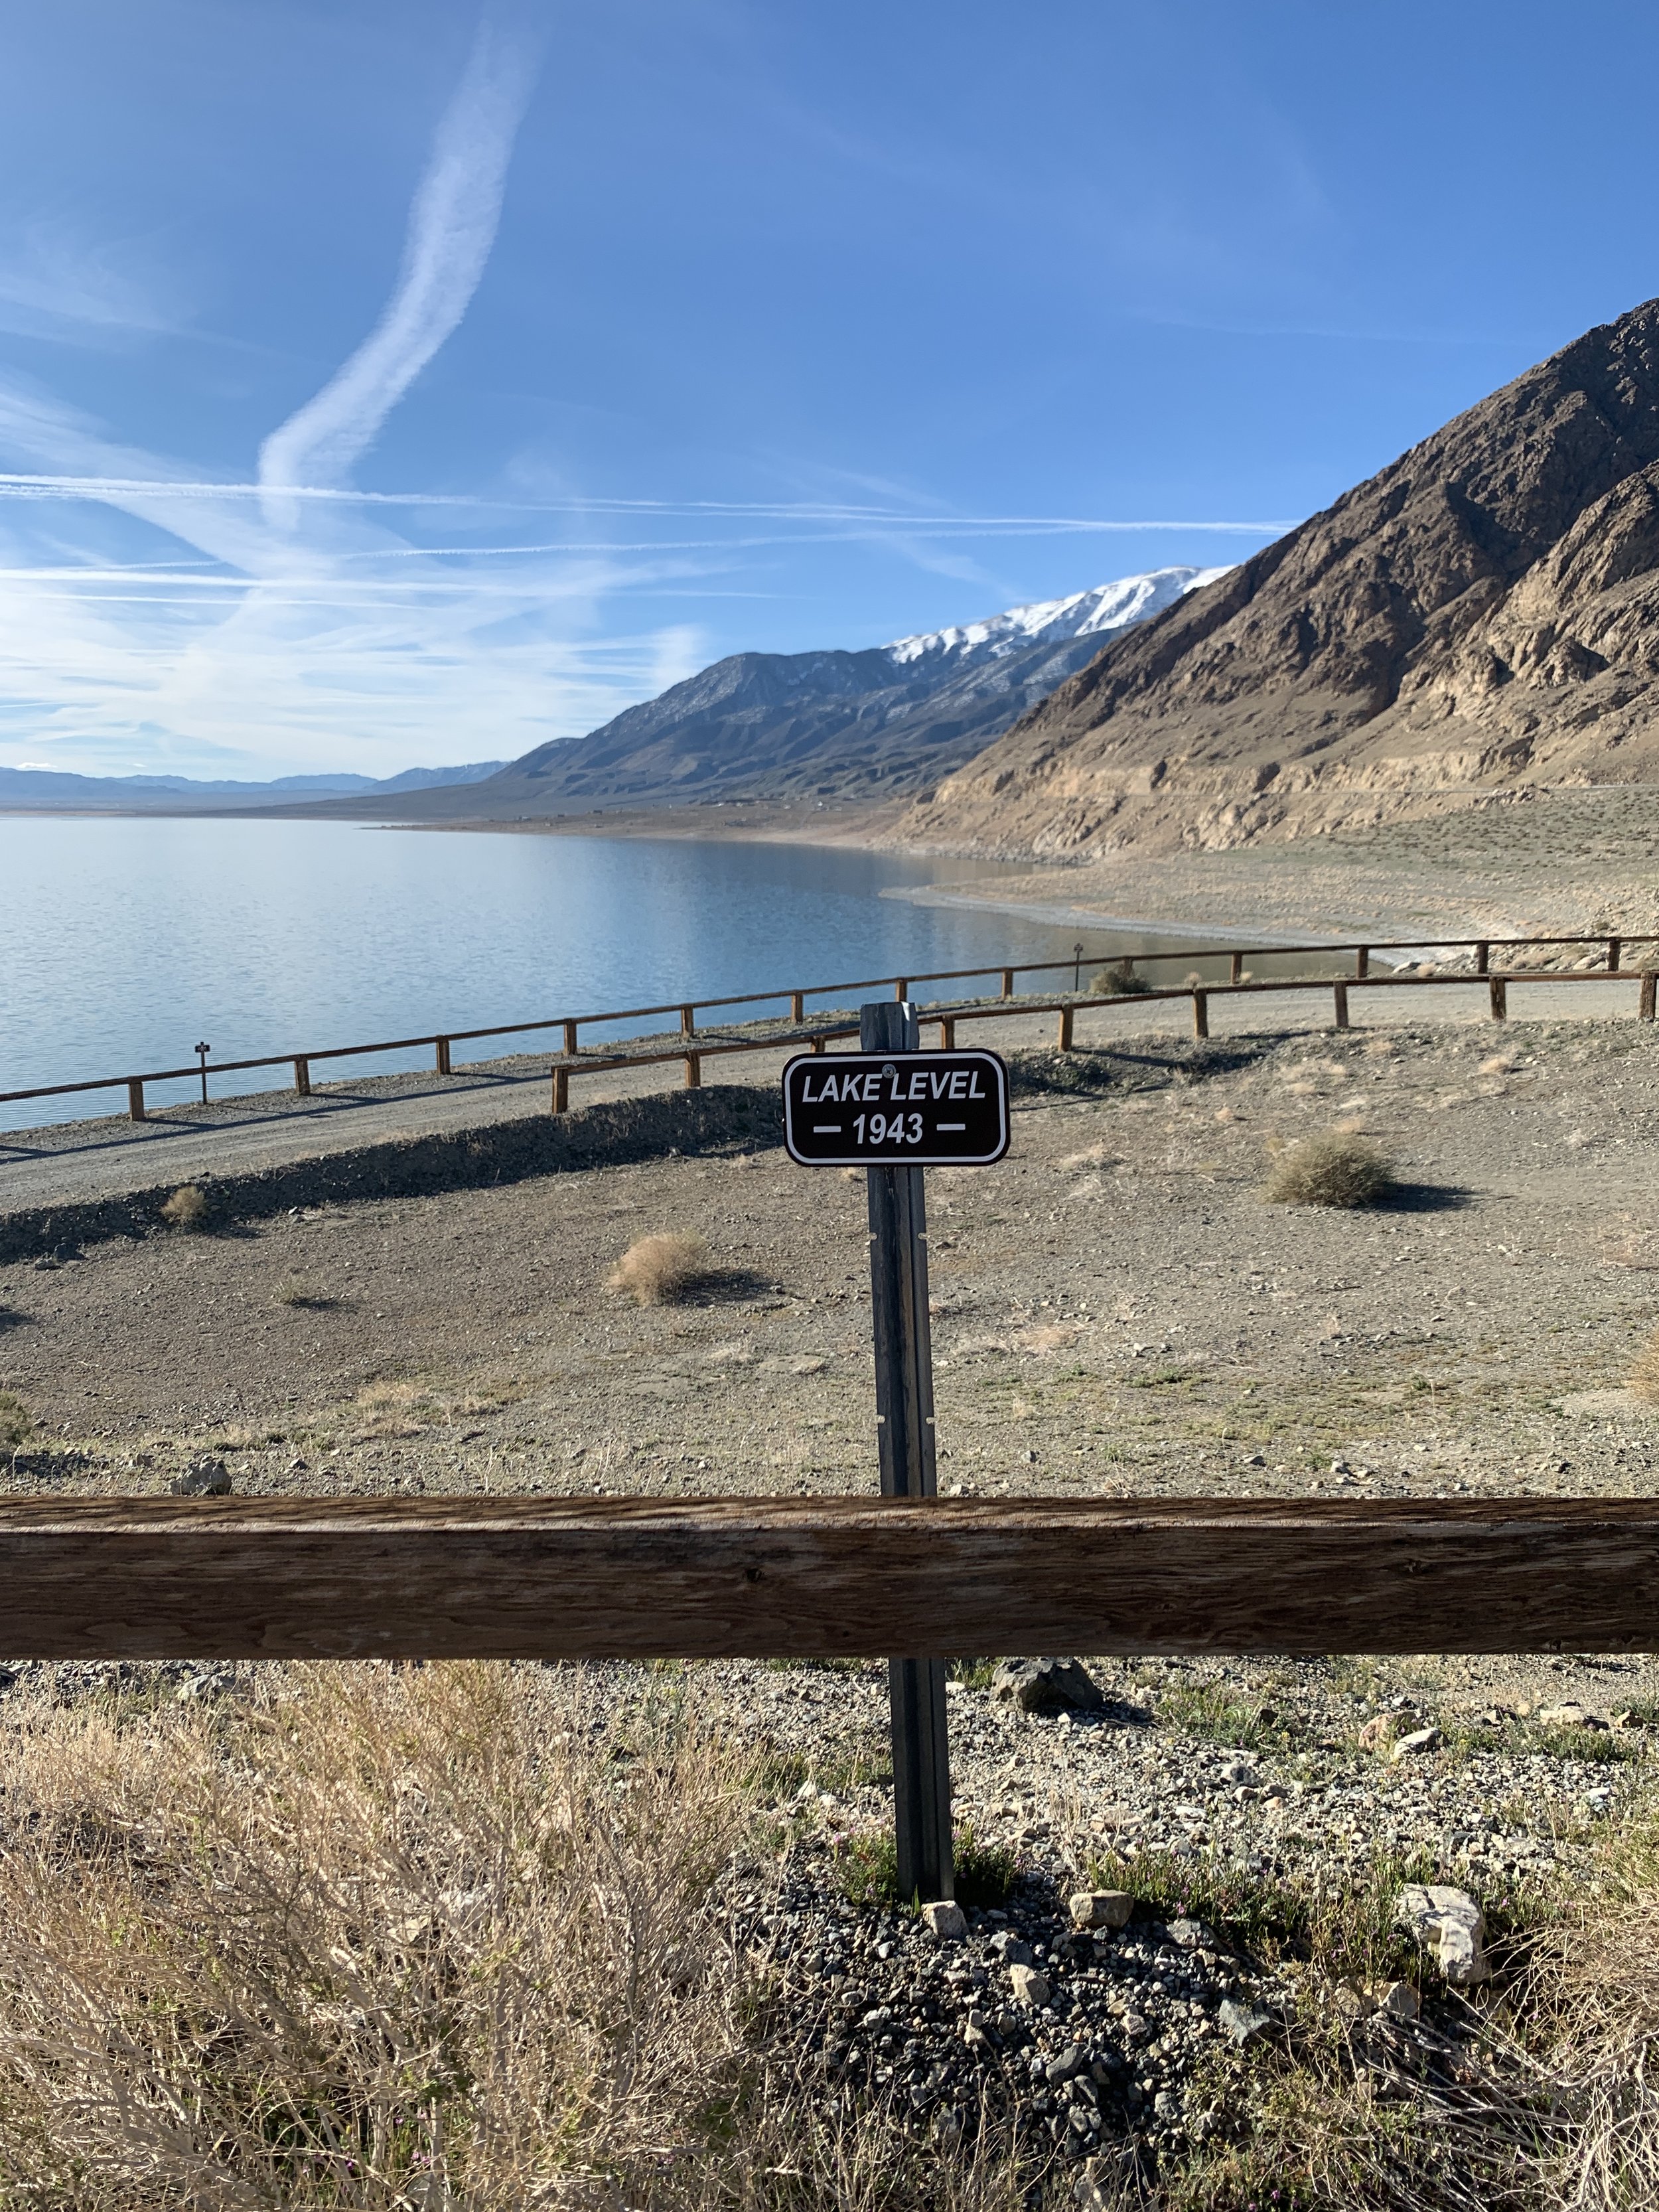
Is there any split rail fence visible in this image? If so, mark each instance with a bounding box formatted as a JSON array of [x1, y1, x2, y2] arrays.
[[3, 930, 1657, 1131], [3, 1495, 1658, 1660]]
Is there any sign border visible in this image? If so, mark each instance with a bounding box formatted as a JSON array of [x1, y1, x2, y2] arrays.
[[782, 1046, 1011, 1167]]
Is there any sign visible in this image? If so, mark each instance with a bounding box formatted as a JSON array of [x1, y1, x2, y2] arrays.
[[782, 1047, 1009, 1166]]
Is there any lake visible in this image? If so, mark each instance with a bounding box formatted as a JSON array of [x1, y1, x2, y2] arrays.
[[1, 816, 1215, 1130]]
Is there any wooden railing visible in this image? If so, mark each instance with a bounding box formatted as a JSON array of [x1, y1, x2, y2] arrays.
[[3, 930, 1656, 1129], [1, 1495, 1654, 1659]]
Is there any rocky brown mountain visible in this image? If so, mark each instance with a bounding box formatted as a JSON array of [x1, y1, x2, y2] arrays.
[[904, 298, 1659, 855]]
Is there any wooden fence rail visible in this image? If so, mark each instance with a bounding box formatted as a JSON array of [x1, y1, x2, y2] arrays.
[[5, 930, 1658, 1129], [1, 1496, 1656, 1660]]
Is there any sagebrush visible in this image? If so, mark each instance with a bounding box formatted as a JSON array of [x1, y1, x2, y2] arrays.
[[1263, 1131, 1396, 1209], [159, 1183, 208, 1230], [609, 1230, 716, 1304], [0, 1389, 31, 1449]]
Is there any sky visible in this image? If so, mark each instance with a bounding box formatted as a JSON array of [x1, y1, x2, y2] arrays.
[[1, 0, 1656, 781]]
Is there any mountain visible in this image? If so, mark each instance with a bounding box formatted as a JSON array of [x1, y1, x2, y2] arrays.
[[438, 567, 1226, 812], [0, 761, 506, 810], [903, 298, 1659, 855]]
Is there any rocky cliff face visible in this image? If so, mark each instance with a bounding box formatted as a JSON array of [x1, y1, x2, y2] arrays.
[[902, 299, 1659, 855]]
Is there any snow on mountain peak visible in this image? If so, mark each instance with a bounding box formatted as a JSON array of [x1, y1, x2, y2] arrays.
[[882, 565, 1230, 671]]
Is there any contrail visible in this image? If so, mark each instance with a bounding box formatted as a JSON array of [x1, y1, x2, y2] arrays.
[[257, 14, 541, 529]]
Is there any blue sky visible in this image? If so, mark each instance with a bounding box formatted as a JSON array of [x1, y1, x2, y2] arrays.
[[0, 0, 1655, 780]]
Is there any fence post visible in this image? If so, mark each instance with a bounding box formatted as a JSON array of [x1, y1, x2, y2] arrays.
[[939, 1017, 956, 1049], [1333, 982, 1350, 1031], [1058, 1005, 1074, 1052], [680, 1005, 695, 1037], [293, 1057, 311, 1098], [1192, 990, 1209, 1039], [435, 1037, 451, 1076], [1355, 947, 1369, 979], [1609, 938, 1622, 974], [790, 992, 804, 1023], [683, 1053, 701, 1090], [127, 1079, 145, 1122], [551, 1065, 569, 1115], [563, 1020, 578, 1057], [1001, 968, 1015, 999], [1230, 952, 1244, 984], [1489, 977, 1508, 1021], [1475, 942, 1490, 975], [895, 978, 908, 1001], [1642, 974, 1656, 1023], [810, 1035, 827, 1055], [861, 999, 951, 1907]]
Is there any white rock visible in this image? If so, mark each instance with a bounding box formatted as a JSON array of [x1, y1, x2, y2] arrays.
[[1390, 1726, 1442, 1760], [1068, 1888, 1133, 1931], [1009, 1963, 1050, 2007], [1396, 1884, 1488, 1986], [921, 1899, 966, 1941]]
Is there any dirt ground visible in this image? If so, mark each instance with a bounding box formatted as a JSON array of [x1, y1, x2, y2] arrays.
[[5, 1010, 1658, 1513]]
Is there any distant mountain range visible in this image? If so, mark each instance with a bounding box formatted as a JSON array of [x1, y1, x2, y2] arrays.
[[0, 760, 506, 810], [908, 295, 1659, 855], [457, 567, 1228, 812]]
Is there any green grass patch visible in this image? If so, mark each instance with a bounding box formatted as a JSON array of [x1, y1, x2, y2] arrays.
[[835, 1825, 1016, 1911], [1155, 1682, 1303, 1751]]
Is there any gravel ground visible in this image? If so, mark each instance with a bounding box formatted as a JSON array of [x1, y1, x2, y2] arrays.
[[7, 1006, 1659, 2187]]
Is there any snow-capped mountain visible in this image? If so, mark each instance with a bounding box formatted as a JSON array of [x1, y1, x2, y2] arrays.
[[885, 567, 1228, 670], [340, 567, 1234, 818]]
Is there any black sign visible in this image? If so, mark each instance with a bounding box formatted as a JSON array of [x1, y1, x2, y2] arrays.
[[782, 1048, 1010, 1166]]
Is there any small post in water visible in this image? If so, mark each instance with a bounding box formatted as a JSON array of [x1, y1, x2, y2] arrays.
[[860, 997, 952, 1905]]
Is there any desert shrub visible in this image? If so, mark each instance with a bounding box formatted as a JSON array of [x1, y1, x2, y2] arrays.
[[1263, 1132, 1395, 1209], [1630, 1326, 1659, 1405], [609, 1230, 715, 1305], [0, 1390, 31, 1449], [159, 1183, 208, 1231], [272, 1272, 317, 1307], [1088, 958, 1154, 997]]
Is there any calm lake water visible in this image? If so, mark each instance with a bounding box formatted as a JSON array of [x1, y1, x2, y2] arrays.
[[1, 816, 1217, 1130]]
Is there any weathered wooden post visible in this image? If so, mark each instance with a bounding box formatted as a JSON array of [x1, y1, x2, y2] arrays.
[[1333, 982, 1350, 1030], [1192, 990, 1209, 1039], [293, 1057, 311, 1098], [1489, 976, 1508, 1021]]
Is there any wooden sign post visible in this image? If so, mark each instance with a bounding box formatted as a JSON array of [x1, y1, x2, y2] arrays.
[[784, 1004, 1010, 1905]]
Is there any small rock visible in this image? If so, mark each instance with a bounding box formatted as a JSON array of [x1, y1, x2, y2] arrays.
[[990, 1931, 1034, 1965], [1378, 1980, 1420, 2022], [1068, 1889, 1132, 1931], [1390, 1726, 1442, 1761], [963, 2010, 997, 2050], [1218, 1998, 1270, 2045], [1331, 1980, 1373, 2022], [1357, 1714, 1396, 1753], [992, 1657, 1105, 1715], [1167, 1917, 1209, 1949], [1009, 1964, 1050, 2008], [921, 1899, 966, 1941], [1397, 1884, 1488, 1986], [169, 1457, 232, 1498], [1045, 2043, 1086, 2083], [1218, 1757, 1256, 1785], [1538, 1703, 1589, 1728]]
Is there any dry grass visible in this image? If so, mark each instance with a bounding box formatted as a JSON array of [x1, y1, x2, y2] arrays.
[[608, 1231, 717, 1306], [0, 1389, 31, 1449], [158, 1184, 208, 1231], [1263, 1131, 1396, 1210], [272, 1272, 321, 1308], [0, 1664, 1026, 2212], [1630, 1327, 1659, 1405]]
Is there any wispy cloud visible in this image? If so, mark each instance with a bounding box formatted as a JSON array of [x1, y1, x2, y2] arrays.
[[258, 15, 543, 528]]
